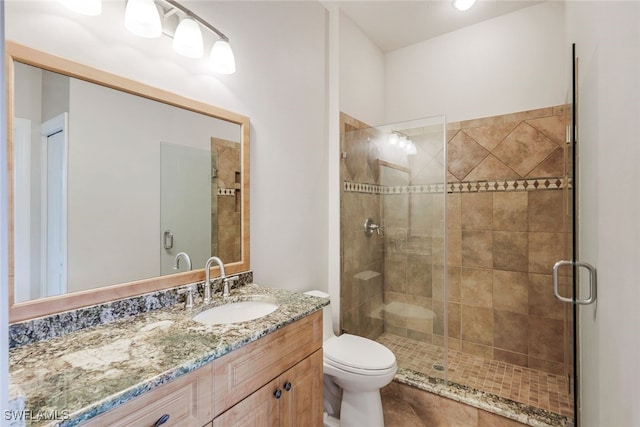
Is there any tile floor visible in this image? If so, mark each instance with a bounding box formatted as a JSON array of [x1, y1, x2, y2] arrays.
[[377, 333, 574, 418]]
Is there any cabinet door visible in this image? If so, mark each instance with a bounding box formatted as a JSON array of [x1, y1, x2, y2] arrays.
[[280, 350, 323, 427], [213, 378, 280, 427], [82, 364, 213, 427]]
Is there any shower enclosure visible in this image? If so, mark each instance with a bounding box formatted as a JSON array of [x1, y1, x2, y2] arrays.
[[339, 106, 575, 422]]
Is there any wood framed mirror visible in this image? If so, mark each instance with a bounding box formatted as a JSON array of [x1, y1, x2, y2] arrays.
[[6, 41, 250, 322]]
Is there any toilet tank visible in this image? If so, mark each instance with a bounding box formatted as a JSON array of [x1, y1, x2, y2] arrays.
[[304, 290, 336, 342]]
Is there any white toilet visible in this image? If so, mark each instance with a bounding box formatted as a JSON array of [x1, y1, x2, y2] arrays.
[[305, 290, 397, 427]]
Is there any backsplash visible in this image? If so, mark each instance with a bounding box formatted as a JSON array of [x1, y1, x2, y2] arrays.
[[9, 271, 253, 349]]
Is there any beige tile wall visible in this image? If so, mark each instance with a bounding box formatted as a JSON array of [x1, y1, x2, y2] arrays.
[[340, 114, 384, 339], [443, 106, 573, 376], [212, 138, 242, 263]]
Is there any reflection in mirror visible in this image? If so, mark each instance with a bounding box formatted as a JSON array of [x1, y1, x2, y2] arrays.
[[8, 42, 250, 321]]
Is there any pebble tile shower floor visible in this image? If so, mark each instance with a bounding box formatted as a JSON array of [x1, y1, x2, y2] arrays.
[[377, 333, 573, 418]]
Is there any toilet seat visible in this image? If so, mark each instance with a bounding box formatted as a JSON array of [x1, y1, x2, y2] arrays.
[[323, 334, 396, 375]]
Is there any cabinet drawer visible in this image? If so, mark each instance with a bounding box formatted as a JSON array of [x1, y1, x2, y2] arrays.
[[82, 363, 213, 427], [213, 310, 322, 416]]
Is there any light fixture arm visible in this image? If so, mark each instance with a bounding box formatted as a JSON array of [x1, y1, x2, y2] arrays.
[[163, 0, 229, 42]]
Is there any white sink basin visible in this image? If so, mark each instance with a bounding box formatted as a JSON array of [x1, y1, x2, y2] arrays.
[[192, 298, 279, 325]]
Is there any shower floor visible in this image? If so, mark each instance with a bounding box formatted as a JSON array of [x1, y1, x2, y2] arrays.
[[377, 333, 574, 419]]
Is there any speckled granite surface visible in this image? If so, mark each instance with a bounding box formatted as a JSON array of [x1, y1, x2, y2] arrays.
[[8, 283, 327, 427], [9, 272, 254, 349], [394, 367, 573, 427]]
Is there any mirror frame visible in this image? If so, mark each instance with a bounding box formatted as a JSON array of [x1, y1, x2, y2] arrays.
[[6, 41, 250, 323]]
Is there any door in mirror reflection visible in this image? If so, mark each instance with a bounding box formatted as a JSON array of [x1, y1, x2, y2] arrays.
[[13, 112, 69, 303], [160, 143, 211, 275]]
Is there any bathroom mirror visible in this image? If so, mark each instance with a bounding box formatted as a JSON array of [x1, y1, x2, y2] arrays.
[[7, 42, 250, 322]]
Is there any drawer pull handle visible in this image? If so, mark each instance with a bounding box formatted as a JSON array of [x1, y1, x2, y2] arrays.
[[153, 414, 170, 427], [274, 389, 282, 399], [284, 382, 292, 391]]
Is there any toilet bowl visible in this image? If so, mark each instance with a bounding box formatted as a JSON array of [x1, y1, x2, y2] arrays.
[[305, 290, 397, 427]]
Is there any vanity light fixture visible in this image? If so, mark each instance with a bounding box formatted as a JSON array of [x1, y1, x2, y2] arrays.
[[62, 0, 236, 74], [452, 0, 477, 11], [58, 0, 102, 16], [388, 132, 417, 155]]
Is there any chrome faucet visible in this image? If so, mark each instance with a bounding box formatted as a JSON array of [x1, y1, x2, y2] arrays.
[[204, 256, 226, 304], [172, 252, 192, 271]]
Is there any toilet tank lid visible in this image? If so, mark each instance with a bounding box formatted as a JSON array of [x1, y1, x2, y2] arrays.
[[304, 290, 329, 299], [324, 334, 396, 371]]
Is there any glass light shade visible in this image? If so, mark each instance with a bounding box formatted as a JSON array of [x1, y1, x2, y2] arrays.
[[58, 0, 102, 16], [125, 0, 162, 38], [173, 18, 204, 58], [389, 133, 399, 145], [210, 40, 236, 74], [452, 0, 477, 11], [398, 136, 408, 149]]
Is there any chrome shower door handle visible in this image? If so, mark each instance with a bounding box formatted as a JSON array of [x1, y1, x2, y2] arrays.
[[552, 260, 597, 305]]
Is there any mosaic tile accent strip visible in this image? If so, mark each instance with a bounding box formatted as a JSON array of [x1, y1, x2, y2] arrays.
[[449, 177, 572, 193], [217, 188, 236, 196], [9, 271, 253, 349], [344, 177, 571, 195], [343, 181, 384, 194], [377, 333, 574, 423]]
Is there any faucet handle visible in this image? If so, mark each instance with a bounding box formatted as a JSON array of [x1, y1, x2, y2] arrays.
[[222, 276, 239, 300], [177, 285, 196, 310], [223, 276, 239, 288]]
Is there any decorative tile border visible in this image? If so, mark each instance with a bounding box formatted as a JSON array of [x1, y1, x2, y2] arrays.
[[344, 181, 384, 194], [9, 271, 254, 349], [217, 188, 236, 196], [344, 178, 572, 195]]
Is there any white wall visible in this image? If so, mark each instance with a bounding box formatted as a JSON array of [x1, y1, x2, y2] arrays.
[[566, 2, 640, 426], [5, 1, 329, 293], [385, 1, 568, 124], [339, 10, 385, 126], [1, 0, 9, 416]]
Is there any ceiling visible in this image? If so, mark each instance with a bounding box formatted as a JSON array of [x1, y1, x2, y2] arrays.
[[321, 0, 544, 52]]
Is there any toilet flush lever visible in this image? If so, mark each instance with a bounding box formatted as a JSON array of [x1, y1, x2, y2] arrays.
[[364, 218, 383, 237]]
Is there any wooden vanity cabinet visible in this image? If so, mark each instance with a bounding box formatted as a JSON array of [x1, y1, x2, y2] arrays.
[[82, 363, 213, 427], [81, 310, 323, 427]]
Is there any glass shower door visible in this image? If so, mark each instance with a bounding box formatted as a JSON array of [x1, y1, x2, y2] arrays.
[[339, 113, 448, 383]]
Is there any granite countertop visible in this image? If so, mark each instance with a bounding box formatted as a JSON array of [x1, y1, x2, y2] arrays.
[[8, 284, 327, 427]]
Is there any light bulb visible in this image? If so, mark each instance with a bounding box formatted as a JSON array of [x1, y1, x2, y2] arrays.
[[58, 0, 102, 16], [398, 136, 408, 149], [407, 141, 417, 155], [210, 40, 236, 74], [125, 0, 162, 38], [389, 133, 399, 145], [452, 0, 477, 11], [173, 18, 204, 58]]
